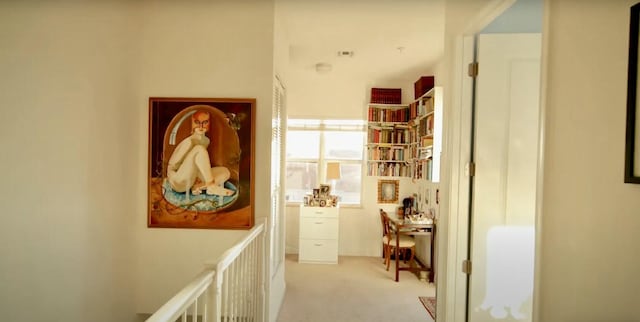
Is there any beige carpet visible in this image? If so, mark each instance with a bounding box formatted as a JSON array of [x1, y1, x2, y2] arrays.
[[277, 254, 435, 322], [419, 296, 436, 319]]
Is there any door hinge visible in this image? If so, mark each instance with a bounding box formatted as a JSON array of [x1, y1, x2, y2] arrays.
[[465, 162, 476, 177], [462, 259, 472, 275], [468, 62, 479, 77]]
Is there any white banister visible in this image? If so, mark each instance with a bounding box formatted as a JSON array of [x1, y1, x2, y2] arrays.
[[146, 218, 267, 322]]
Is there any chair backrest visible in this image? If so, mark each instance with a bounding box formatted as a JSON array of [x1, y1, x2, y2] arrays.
[[379, 209, 390, 237]]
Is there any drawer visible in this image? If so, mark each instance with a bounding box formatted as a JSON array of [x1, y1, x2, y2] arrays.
[[300, 206, 338, 218], [299, 239, 338, 263], [300, 217, 339, 239]]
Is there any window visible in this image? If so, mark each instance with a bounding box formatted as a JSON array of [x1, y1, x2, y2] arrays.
[[285, 119, 365, 206]]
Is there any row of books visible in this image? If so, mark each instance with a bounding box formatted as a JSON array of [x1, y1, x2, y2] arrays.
[[368, 145, 426, 161], [367, 127, 415, 144], [368, 147, 407, 161], [370, 88, 402, 104], [409, 96, 435, 119], [367, 163, 411, 177], [413, 159, 434, 181], [418, 114, 435, 138], [367, 107, 410, 123]]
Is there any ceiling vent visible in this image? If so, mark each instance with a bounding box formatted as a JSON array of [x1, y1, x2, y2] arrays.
[[315, 62, 332, 74], [337, 51, 354, 58]]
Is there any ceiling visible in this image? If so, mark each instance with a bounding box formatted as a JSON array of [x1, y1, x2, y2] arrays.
[[278, 0, 445, 84]]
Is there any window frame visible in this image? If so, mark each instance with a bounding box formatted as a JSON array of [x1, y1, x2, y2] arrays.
[[285, 119, 365, 208]]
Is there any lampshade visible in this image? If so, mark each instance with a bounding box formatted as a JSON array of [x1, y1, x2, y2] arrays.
[[326, 162, 341, 180]]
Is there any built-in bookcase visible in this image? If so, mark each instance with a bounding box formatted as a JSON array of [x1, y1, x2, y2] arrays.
[[366, 87, 442, 182]]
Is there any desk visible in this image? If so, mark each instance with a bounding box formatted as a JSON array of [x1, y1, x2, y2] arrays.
[[386, 213, 436, 283]]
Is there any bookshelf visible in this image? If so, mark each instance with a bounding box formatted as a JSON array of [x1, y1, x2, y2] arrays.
[[366, 87, 443, 182]]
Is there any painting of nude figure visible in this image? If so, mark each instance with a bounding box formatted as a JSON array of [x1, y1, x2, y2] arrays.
[[148, 97, 255, 229]]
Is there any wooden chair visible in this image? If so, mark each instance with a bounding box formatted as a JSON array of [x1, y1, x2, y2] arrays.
[[379, 209, 416, 271]]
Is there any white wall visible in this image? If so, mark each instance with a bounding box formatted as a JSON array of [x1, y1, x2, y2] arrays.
[[0, 2, 138, 321], [540, 1, 640, 320], [133, 0, 276, 313], [0, 0, 278, 319]]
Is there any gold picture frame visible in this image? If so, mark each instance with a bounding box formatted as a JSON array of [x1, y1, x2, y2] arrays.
[[147, 97, 255, 229], [377, 179, 399, 204]]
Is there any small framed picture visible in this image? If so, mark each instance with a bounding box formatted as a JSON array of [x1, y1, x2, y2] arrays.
[[319, 184, 331, 198], [331, 195, 338, 207], [378, 179, 399, 204], [303, 195, 311, 206], [319, 199, 327, 207], [313, 188, 320, 199]]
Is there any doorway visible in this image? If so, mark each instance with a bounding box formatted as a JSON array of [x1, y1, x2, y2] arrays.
[[443, 0, 544, 321], [468, 32, 541, 322]]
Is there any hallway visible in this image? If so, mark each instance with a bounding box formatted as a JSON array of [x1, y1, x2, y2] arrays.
[[277, 255, 435, 322]]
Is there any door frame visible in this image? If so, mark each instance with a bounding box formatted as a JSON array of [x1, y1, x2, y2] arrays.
[[438, 0, 548, 321]]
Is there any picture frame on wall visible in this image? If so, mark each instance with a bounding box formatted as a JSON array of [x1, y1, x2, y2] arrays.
[[626, 2, 640, 184], [147, 97, 256, 229], [378, 179, 399, 204]]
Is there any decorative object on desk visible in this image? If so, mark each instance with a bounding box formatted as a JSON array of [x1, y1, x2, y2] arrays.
[[304, 184, 339, 207], [418, 296, 436, 320], [426, 208, 436, 221], [625, 2, 640, 183], [402, 197, 414, 218], [147, 97, 255, 230], [319, 184, 331, 198], [396, 206, 404, 220], [378, 179, 399, 203]]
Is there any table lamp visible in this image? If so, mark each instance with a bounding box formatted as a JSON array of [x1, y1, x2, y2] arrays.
[[326, 162, 341, 198]]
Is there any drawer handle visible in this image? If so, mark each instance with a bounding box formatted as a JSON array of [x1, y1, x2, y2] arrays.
[[314, 211, 323, 214], [314, 243, 323, 246], [314, 222, 324, 224]]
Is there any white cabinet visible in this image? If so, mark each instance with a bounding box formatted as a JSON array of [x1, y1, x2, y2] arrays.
[[298, 205, 339, 264]]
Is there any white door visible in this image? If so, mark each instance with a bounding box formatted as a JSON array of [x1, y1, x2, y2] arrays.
[[468, 33, 541, 322]]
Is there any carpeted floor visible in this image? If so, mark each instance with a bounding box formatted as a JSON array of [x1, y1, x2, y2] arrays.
[[277, 254, 436, 322], [419, 296, 436, 319]]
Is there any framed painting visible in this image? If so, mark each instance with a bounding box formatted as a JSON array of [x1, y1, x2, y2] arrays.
[[626, 2, 640, 184], [378, 179, 399, 204], [148, 97, 255, 229]]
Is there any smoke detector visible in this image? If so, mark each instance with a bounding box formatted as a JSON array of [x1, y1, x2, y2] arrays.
[[337, 51, 354, 58]]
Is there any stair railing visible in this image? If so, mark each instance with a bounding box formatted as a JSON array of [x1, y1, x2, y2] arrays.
[[146, 218, 267, 322]]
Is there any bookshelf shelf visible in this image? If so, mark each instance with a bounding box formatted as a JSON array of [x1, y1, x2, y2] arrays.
[[366, 87, 443, 181]]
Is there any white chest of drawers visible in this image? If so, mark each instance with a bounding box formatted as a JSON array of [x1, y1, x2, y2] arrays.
[[298, 205, 339, 264]]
